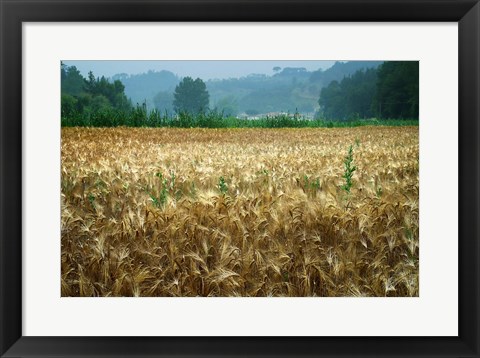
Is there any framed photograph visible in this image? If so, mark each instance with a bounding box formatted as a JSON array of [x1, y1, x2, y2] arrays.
[[1, 0, 479, 357]]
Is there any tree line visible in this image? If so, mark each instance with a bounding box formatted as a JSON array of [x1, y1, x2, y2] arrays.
[[61, 61, 419, 127], [317, 61, 419, 120], [61, 63, 132, 120], [61, 63, 208, 126]]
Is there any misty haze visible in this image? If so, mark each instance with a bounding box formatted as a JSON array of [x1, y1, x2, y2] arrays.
[[62, 60, 419, 120]]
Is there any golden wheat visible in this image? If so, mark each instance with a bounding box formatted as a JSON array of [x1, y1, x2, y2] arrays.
[[61, 127, 419, 297]]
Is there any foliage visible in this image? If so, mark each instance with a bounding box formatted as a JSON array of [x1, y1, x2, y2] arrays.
[[317, 61, 419, 121], [61, 62, 392, 125], [61, 63, 85, 96], [61, 63, 132, 121], [318, 68, 378, 120], [341, 145, 357, 193], [173, 77, 210, 115], [61, 61, 419, 127], [218, 176, 228, 195], [373, 61, 419, 119], [62, 106, 419, 128]]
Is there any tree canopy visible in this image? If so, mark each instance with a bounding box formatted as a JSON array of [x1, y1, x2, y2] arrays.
[[61, 63, 131, 120], [373, 61, 419, 119], [317, 61, 419, 120], [318, 68, 377, 120], [173, 77, 210, 114]]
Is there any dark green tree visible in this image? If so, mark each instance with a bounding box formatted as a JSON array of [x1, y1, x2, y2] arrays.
[[318, 80, 345, 120], [173, 77, 210, 114], [317, 68, 378, 120], [61, 64, 132, 124], [373, 61, 419, 119], [341, 68, 377, 119], [61, 93, 78, 118], [61, 64, 85, 96]]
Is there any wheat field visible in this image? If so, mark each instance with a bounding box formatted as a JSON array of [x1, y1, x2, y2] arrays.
[[61, 127, 419, 297]]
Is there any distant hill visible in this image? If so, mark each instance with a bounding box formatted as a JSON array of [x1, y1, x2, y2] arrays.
[[111, 61, 383, 116], [112, 70, 179, 106], [309, 61, 384, 87]]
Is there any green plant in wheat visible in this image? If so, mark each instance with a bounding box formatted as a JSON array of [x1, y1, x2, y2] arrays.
[[149, 172, 169, 208], [341, 145, 356, 194], [218, 176, 228, 195]]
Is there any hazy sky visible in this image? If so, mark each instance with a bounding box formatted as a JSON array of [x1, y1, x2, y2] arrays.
[[62, 60, 336, 80]]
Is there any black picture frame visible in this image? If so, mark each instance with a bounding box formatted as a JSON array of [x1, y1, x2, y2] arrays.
[[1, 0, 479, 357]]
